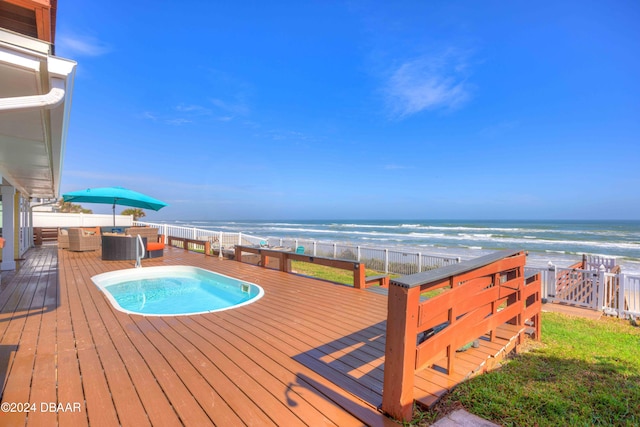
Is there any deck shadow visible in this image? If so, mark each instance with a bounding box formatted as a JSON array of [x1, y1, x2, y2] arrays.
[[0, 247, 59, 323], [292, 320, 388, 408], [0, 344, 18, 397]]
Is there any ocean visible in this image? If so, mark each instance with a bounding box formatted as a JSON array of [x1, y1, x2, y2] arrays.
[[165, 219, 640, 275]]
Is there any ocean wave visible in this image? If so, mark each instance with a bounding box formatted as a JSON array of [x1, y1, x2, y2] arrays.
[[166, 220, 640, 269]]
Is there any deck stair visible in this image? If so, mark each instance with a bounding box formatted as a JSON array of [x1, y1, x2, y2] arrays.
[[411, 319, 527, 407], [381, 250, 542, 420], [365, 283, 531, 408], [412, 324, 525, 406]]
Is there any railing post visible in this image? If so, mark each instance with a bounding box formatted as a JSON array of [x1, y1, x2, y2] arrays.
[[357, 246, 361, 261], [238, 232, 242, 246], [382, 282, 421, 421], [596, 265, 606, 310], [618, 273, 626, 318], [417, 252, 422, 272], [313, 241, 317, 256], [546, 262, 557, 299], [219, 231, 223, 259], [385, 249, 389, 273], [333, 243, 337, 258]]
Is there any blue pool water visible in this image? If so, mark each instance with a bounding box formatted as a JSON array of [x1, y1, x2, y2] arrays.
[[92, 266, 264, 316]]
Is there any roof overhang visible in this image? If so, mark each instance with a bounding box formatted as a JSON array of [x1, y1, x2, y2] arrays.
[[0, 27, 75, 198]]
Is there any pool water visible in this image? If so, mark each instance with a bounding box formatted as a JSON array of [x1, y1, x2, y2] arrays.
[[92, 266, 264, 316]]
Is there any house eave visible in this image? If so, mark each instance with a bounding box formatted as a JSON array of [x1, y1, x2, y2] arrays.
[[0, 28, 76, 199]]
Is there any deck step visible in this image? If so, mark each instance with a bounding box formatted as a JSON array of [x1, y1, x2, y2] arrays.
[[413, 323, 523, 408]]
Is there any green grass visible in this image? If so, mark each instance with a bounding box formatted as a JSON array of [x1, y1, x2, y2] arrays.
[[290, 260, 394, 285], [419, 312, 640, 426]]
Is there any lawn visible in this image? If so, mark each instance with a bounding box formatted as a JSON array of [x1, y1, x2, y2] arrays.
[[419, 312, 640, 426], [290, 260, 393, 285]]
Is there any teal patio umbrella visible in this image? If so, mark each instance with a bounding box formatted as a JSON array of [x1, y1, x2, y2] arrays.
[[62, 186, 168, 226]]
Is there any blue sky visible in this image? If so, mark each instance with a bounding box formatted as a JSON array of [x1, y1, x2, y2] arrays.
[[56, 1, 640, 221]]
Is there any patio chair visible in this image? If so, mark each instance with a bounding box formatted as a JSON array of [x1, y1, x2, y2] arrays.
[[125, 227, 165, 258], [57, 228, 69, 249], [296, 246, 305, 254], [67, 228, 101, 252]]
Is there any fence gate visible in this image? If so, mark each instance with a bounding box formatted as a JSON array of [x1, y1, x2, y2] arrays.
[[548, 266, 599, 309]]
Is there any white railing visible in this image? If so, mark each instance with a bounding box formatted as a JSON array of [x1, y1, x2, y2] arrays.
[[135, 222, 265, 250], [527, 261, 640, 319], [136, 221, 460, 275], [584, 254, 617, 272], [601, 272, 640, 319], [263, 237, 460, 274]]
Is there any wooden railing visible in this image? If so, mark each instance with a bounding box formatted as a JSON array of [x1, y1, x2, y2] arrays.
[[33, 227, 58, 245], [166, 236, 211, 254], [234, 245, 372, 288], [381, 249, 541, 421]]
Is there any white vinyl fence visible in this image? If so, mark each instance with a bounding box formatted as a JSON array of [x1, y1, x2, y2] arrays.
[[136, 221, 460, 275], [34, 211, 134, 227], [137, 222, 265, 249]]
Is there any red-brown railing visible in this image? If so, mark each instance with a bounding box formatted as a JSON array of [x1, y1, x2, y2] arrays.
[[381, 249, 541, 421]]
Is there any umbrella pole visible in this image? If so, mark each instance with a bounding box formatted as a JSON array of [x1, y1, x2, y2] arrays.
[[112, 202, 116, 227]]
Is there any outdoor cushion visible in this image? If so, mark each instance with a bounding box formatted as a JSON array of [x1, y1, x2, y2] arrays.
[[147, 242, 164, 251]]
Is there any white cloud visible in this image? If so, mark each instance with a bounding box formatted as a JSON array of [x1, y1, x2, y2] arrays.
[[141, 111, 157, 121], [57, 34, 111, 57], [385, 49, 472, 118]]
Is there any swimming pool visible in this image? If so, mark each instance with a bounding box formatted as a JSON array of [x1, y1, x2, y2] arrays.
[[91, 266, 264, 316]]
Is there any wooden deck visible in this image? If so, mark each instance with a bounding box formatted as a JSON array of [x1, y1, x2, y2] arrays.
[[0, 245, 524, 426]]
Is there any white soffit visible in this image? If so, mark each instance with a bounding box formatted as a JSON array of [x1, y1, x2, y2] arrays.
[[0, 28, 76, 199]]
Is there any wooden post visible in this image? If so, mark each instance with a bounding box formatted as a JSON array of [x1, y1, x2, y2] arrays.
[[281, 253, 291, 272], [234, 246, 242, 262], [34, 228, 43, 246], [204, 241, 211, 257], [353, 263, 366, 289], [382, 283, 421, 421]]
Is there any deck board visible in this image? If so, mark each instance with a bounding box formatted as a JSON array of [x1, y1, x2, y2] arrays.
[[0, 244, 522, 426]]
